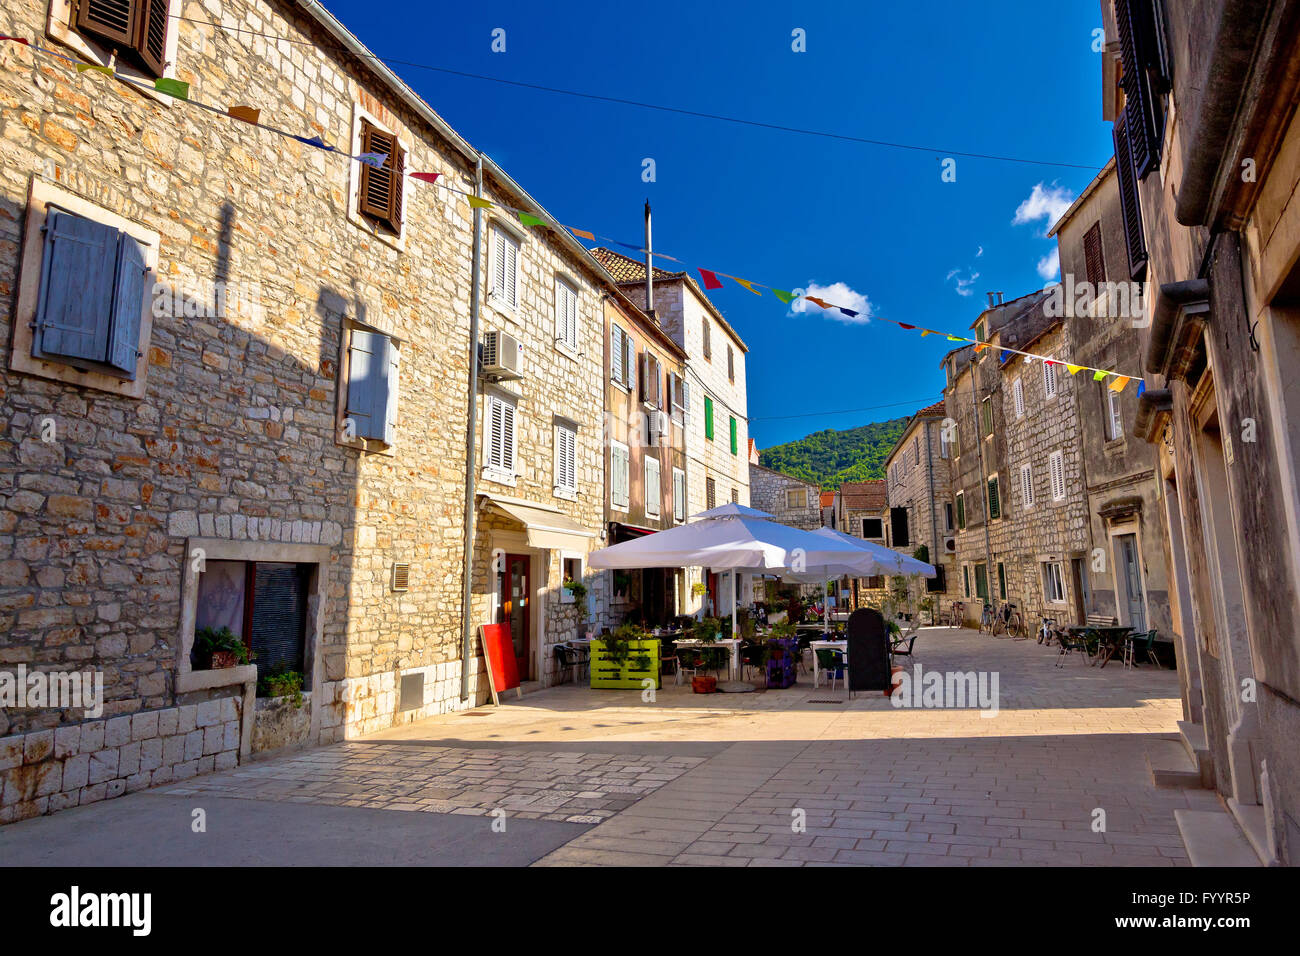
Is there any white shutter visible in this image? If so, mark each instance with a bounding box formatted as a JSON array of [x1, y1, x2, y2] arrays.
[[611, 325, 625, 384], [555, 424, 576, 493], [645, 456, 661, 516], [611, 443, 629, 509], [505, 234, 518, 308], [556, 279, 577, 349], [1049, 450, 1065, 501], [673, 468, 685, 521], [486, 395, 504, 470], [384, 341, 400, 446], [1020, 463, 1033, 509], [1043, 360, 1058, 399], [1013, 379, 1025, 419], [1109, 389, 1123, 439], [492, 229, 507, 300], [502, 400, 515, 473]]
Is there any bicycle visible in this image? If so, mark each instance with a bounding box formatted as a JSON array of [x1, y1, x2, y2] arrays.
[[945, 600, 965, 628], [991, 602, 1025, 639], [979, 603, 995, 633]]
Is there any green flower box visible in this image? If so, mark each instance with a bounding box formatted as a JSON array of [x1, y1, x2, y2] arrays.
[[590, 638, 661, 689]]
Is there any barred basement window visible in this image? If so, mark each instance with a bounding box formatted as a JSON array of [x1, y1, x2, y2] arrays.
[[76, 0, 170, 77], [358, 120, 405, 235]]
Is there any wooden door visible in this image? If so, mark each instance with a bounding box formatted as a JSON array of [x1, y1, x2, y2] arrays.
[[500, 554, 530, 679]]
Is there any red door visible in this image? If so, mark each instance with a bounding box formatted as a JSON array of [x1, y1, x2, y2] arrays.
[[499, 554, 531, 679]]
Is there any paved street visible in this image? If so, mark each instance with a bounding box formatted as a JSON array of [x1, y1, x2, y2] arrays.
[[1, 628, 1218, 866]]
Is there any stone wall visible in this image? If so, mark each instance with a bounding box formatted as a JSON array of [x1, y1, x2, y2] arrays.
[[748, 464, 820, 529], [884, 414, 955, 595]]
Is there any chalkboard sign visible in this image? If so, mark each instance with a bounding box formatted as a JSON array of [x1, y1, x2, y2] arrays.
[[846, 608, 891, 693]]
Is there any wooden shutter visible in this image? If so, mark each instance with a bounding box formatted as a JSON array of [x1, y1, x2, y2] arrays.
[[1113, 110, 1149, 280], [729, 416, 737, 455], [637, 350, 649, 403], [107, 232, 147, 377], [492, 229, 508, 301], [500, 399, 515, 472], [1050, 451, 1066, 500], [611, 444, 628, 508], [1083, 222, 1106, 286], [358, 122, 402, 232], [486, 395, 505, 470], [673, 469, 685, 520], [704, 396, 714, 440], [77, 0, 137, 49], [1021, 464, 1033, 509], [556, 279, 577, 348], [136, 0, 168, 77], [504, 233, 518, 308], [987, 477, 1001, 520], [249, 562, 308, 679], [702, 319, 711, 359], [706, 477, 716, 509], [890, 507, 910, 547], [1013, 378, 1025, 418], [1115, 0, 1160, 177], [1043, 360, 1057, 399], [645, 456, 660, 515], [557, 425, 575, 491], [956, 494, 965, 529], [346, 329, 391, 441], [35, 210, 119, 363], [727, 345, 734, 382]]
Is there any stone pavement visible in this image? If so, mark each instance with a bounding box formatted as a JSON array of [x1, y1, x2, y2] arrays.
[[1, 627, 1219, 866]]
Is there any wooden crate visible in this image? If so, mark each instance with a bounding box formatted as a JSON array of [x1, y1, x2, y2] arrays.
[[590, 638, 661, 689]]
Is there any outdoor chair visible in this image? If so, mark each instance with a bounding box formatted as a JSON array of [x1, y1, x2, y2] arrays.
[[552, 643, 588, 684], [816, 648, 847, 691], [659, 641, 679, 681], [891, 633, 918, 658], [1123, 629, 1161, 670], [740, 641, 766, 681], [1054, 629, 1092, 668]]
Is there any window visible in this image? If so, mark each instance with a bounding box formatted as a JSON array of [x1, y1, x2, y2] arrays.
[[1041, 561, 1067, 604], [963, 565, 971, 598], [727, 345, 734, 382], [729, 416, 738, 455], [943, 503, 954, 532], [490, 226, 520, 309], [610, 441, 629, 510], [358, 120, 405, 235], [673, 467, 686, 521], [638, 351, 662, 407], [484, 392, 516, 480], [1049, 449, 1066, 501], [702, 319, 712, 360], [940, 430, 952, 459], [987, 475, 1001, 520], [30, 209, 149, 380], [554, 422, 577, 497], [610, 325, 632, 388], [75, 0, 171, 77], [1114, 107, 1150, 279], [975, 320, 986, 343], [344, 327, 400, 447], [1083, 222, 1106, 286], [890, 506, 910, 547], [956, 493, 966, 530], [1043, 359, 1058, 400], [974, 563, 989, 600], [786, 488, 807, 510], [1013, 378, 1025, 419], [704, 396, 715, 440], [561, 557, 583, 604], [1114, 0, 1166, 179], [705, 477, 716, 510], [644, 455, 661, 517], [555, 277, 578, 351], [981, 397, 993, 436], [731, 488, 739, 504], [669, 372, 686, 422], [196, 560, 311, 683], [997, 562, 1007, 600], [866, 575, 885, 590], [1020, 463, 1034, 510], [1106, 387, 1124, 441], [862, 517, 883, 539]]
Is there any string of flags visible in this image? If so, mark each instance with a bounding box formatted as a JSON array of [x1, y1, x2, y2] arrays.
[[0, 34, 1146, 392]]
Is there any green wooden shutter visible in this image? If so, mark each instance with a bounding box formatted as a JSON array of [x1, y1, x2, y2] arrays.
[[35, 210, 118, 363], [729, 416, 737, 454], [987, 476, 1001, 520], [108, 232, 147, 378], [704, 396, 714, 440], [957, 494, 965, 529]]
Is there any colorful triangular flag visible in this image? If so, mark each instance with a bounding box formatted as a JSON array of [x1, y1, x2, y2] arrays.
[[1108, 376, 1130, 392], [920, 330, 933, 337], [154, 77, 189, 100], [947, 335, 965, 342], [76, 63, 114, 75], [228, 105, 260, 124], [1066, 364, 1083, 375], [356, 151, 388, 169], [1000, 349, 1011, 362], [569, 227, 594, 240], [1137, 380, 1147, 397], [1093, 370, 1107, 381], [294, 134, 329, 150], [468, 196, 493, 209], [409, 172, 440, 184], [974, 342, 989, 352], [698, 269, 723, 290], [772, 289, 795, 304], [839, 307, 858, 318], [805, 296, 831, 310], [898, 323, 915, 330], [0, 35, 31, 45], [517, 212, 546, 227], [734, 278, 762, 296]]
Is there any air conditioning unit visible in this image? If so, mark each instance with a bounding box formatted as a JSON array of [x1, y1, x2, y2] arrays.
[[481, 330, 524, 381], [943, 537, 956, 554], [646, 409, 669, 443]]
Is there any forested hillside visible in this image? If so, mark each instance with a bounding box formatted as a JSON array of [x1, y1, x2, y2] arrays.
[[758, 417, 907, 490]]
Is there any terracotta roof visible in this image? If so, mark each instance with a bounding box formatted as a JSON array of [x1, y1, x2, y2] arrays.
[[819, 491, 836, 508], [589, 247, 682, 282], [915, 399, 946, 418], [839, 479, 886, 512]]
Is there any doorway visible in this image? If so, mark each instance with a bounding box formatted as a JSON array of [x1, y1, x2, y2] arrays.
[[497, 553, 531, 679], [1114, 533, 1147, 632]]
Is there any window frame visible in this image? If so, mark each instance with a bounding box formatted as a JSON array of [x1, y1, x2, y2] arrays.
[[644, 454, 662, 517], [346, 105, 411, 250], [1106, 386, 1124, 441], [553, 420, 578, 499], [785, 488, 808, 511], [49, 0, 184, 95], [672, 466, 686, 522], [337, 321, 401, 455], [554, 275, 579, 354], [482, 390, 518, 485], [610, 440, 630, 511], [1041, 561, 1068, 604]]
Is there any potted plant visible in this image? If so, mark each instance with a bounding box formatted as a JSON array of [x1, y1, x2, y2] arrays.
[[259, 670, 305, 708], [194, 626, 250, 670], [563, 577, 588, 606]]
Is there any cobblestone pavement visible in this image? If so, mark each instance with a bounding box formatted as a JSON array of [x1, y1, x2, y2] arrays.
[[72, 627, 1218, 864]]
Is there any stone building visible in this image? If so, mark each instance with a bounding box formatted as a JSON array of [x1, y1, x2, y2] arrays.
[[0, 0, 622, 821], [834, 479, 889, 605], [1100, 0, 1300, 864], [882, 400, 954, 599], [748, 462, 822, 531], [590, 247, 750, 617], [1050, 159, 1172, 643], [600, 286, 688, 628]]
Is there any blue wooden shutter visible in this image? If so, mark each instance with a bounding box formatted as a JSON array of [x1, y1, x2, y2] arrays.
[[35, 210, 118, 363], [108, 232, 147, 378], [347, 329, 391, 440]]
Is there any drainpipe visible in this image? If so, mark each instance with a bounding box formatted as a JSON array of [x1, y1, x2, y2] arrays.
[[925, 419, 938, 562], [968, 352, 993, 607], [644, 200, 655, 321], [459, 153, 484, 701]]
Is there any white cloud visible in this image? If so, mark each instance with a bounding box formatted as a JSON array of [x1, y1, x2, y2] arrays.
[[788, 280, 873, 323], [975, 246, 984, 258], [947, 269, 980, 297], [1036, 248, 1061, 281], [1012, 182, 1075, 234]]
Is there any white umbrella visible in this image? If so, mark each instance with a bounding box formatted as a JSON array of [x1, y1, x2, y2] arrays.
[[810, 527, 936, 577]]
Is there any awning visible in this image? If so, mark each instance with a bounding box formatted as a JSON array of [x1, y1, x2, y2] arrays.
[[482, 496, 597, 551]]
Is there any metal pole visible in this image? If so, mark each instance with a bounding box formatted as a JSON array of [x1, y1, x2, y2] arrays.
[[968, 350, 993, 614], [644, 199, 654, 319], [460, 154, 485, 700]]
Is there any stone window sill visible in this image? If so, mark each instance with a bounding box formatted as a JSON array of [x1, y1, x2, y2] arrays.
[[176, 664, 258, 695]]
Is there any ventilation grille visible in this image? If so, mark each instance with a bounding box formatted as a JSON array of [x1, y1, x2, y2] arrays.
[[398, 673, 424, 712], [391, 563, 410, 592]]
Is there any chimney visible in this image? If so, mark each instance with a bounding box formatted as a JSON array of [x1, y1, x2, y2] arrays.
[[986, 292, 996, 308], [996, 291, 1004, 305], [643, 199, 656, 322]]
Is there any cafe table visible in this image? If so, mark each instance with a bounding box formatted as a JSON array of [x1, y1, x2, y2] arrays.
[[1068, 625, 1134, 668], [809, 639, 848, 688], [670, 637, 741, 680]]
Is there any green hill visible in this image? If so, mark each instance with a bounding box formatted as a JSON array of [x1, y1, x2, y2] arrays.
[[758, 417, 907, 490]]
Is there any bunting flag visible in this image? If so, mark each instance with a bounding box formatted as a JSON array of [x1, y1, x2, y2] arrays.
[[0, 35, 30, 45], [920, 330, 933, 337], [409, 172, 440, 184], [698, 269, 723, 290], [356, 151, 389, 169], [76, 63, 113, 75], [772, 289, 796, 304], [1137, 380, 1147, 397], [614, 241, 644, 252], [228, 105, 260, 124], [293, 134, 329, 149], [1108, 375, 1130, 392], [734, 278, 762, 295], [1093, 370, 1108, 381], [1066, 363, 1083, 375], [569, 227, 595, 241], [467, 196, 493, 209], [974, 342, 990, 352], [805, 296, 831, 310], [1000, 349, 1011, 362], [898, 323, 915, 330], [947, 335, 964, 342], [517, 212, 546, 227], [838, 307, 858, 318], [154, 77, 189, 100]]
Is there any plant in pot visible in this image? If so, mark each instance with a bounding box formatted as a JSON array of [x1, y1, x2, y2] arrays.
[[259, 669, 305, 708], [195, 626, 250, 670], [918, 595, 936, 626], [563, 577, 588, 606]]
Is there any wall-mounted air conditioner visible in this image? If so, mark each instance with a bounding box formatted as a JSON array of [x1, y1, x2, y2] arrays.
[[481, 331, 524, 381], [944, 537, 956, 554]]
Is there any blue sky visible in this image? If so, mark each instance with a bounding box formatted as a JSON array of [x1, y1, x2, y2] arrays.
[[326, 0, 1111, 448]]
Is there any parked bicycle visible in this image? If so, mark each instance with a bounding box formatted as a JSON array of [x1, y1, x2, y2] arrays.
[[945, 600, 965, 628], [991, 601, 1025, 639], [979, 603, 996, 633]]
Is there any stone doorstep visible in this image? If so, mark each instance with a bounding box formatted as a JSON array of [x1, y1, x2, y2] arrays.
[[1145, 737, 1204, 789], [1173, 809, 1262, 867], [1226, 798, 1275, 865], [1175, 720, 1215, 787]]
